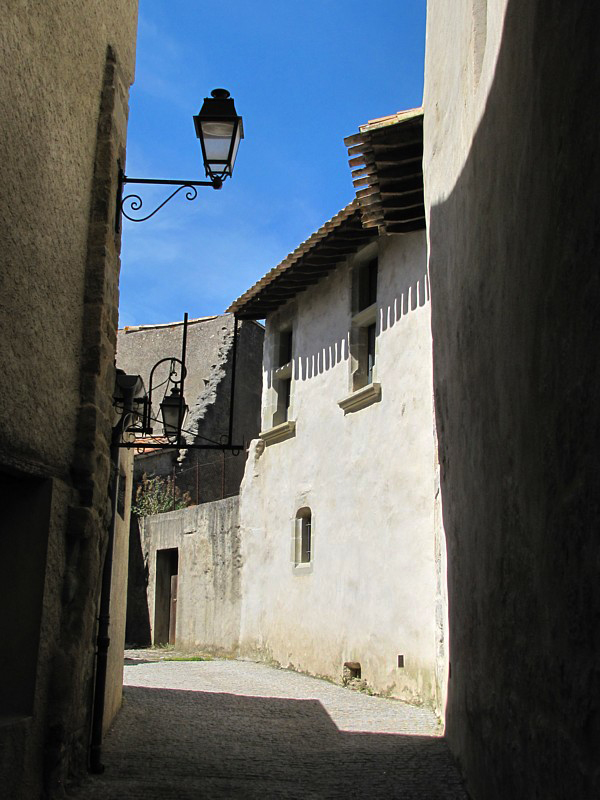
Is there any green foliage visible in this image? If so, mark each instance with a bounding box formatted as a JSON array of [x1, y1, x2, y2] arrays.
[[132, 474, 191, 517], [163, 656, 212, 662]]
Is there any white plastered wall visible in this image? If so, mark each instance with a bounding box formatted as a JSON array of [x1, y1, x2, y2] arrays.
[[239, 231, 442, 706], [423, 0, 510, 202]]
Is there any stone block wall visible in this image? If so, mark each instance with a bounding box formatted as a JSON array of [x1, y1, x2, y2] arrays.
[[139, 497, 242, 655], [0, 2, 138, 796]]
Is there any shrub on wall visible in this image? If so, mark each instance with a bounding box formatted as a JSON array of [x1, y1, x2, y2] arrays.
[[132, 474, 191, 517]]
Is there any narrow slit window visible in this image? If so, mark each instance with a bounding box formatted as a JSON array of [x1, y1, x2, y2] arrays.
[[293, 507, 312, 567], [300, 515, 311, 563]]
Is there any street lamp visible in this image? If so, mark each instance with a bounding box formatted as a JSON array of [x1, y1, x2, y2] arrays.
[[160, 387, 189, 441], [194, 89, 244, 183], [117, 88, 243, 227]]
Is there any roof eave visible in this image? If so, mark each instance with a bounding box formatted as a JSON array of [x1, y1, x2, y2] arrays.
[[344, 108, 425, 236], [227, 201, 377, 319]]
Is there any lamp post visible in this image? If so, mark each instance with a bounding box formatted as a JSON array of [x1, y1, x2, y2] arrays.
[[92, 311, 244, 770], [116, 88, 243, 228]]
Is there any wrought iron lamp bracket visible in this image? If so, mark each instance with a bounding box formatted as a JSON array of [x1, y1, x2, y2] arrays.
[[116, 168, 223, 230], [113, 313, 244, 453], [147, 356, 186, 420]]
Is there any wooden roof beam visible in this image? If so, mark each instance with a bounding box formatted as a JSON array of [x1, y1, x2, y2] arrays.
[[378, 176, 423, 196], [370, 143, 423, 163], [374, 162, 423, 181], [385, 219, 426, 233]]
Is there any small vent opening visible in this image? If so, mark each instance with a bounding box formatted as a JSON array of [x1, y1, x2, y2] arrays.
[[343, 661, 362, 683]]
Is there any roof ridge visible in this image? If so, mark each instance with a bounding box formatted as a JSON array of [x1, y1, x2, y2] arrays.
[[120, 314, 226, 333]]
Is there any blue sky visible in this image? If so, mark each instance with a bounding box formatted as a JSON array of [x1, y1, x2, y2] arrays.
[[119, 1, 426, 326]]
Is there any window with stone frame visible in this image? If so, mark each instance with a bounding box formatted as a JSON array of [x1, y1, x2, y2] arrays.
[[350, 255, 378, 392], [292, 507, 312, 569], [272, 326, 293, 426]]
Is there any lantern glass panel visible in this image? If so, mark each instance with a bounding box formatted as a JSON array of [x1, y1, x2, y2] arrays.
[[228, 124, 242, 171], [200, 120, 236, 162], [161, 392, 188, 438]]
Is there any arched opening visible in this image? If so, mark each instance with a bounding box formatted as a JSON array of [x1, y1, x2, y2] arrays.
[[294, 507, 312, 565]]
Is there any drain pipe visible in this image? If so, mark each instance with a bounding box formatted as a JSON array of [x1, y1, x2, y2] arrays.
[[90, 377, 137, 773]]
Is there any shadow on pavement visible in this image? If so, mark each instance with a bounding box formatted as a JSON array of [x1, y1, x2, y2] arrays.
[[72, 685, 468, 799]]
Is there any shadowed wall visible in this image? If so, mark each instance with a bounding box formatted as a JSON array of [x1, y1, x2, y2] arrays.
[[0, 2, 138, 795], [424, 1, 600, 797]]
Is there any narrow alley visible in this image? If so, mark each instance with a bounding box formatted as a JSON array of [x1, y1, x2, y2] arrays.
[[69, 653, 467, 800]]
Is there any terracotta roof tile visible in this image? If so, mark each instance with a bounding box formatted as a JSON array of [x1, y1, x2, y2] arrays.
[[227, 200, 376, 319]]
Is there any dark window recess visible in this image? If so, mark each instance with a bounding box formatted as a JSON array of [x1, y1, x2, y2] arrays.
[[358, 258, 378, 311], [279, 330, 293, 366], [300, 515, 311, 562], [367, 324, 376, 384], [117, 470, 126, 519]]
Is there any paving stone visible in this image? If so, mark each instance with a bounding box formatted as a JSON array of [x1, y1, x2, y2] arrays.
[[68, 653, 468, 799]]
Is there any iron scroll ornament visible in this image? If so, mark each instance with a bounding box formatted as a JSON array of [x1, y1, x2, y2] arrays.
[[114, 313, 245, 453], [121, 183, 199, 223], [116, 168, 222, 231]]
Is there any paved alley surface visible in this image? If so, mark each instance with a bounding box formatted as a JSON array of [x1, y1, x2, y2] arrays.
[[69, 652, 468, 799]]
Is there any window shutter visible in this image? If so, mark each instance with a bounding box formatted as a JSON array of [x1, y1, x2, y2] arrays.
[[291, 517, 302, 563]]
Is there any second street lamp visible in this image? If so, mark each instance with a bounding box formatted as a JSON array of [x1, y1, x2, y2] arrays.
[[160, 386, 189, 442], [117, 87, 243, 228], [112, 313, 244, 454]]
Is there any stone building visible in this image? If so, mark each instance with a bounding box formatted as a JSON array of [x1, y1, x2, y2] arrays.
[[116, 314, 264, 505], [227, 109, 447, 709], [0, 2, 138, 797], [135, 497, 242, 654], [116, 313, 263, 646], [422, 1, 600, 798]]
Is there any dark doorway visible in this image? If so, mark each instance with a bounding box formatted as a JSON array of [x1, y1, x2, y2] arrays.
[[154, 548, 178, 646], [0, 471, 52, 717]]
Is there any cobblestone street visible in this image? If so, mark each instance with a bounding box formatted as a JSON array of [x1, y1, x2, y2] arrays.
[[69, 652, 468, 799]]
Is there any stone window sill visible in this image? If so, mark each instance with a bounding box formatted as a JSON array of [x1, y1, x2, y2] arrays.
[[274, 361, 293, 380], [338, 383, 382, 414], [259, 420, 296, 446], [292, 562, 313, 575]]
